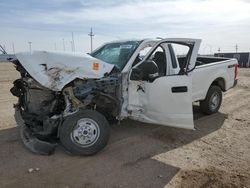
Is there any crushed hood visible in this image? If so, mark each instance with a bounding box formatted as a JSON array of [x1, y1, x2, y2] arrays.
[[15, 51, 114, 91]]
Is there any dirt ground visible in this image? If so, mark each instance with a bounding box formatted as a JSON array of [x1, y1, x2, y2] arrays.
[[0, 62, 249, 188]]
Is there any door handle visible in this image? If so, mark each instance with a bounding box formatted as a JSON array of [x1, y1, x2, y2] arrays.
[[171, 86, 188, 93]]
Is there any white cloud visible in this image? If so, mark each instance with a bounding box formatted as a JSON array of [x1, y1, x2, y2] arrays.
[[24, 0, 250, 26], [1, 0, 250, 53]]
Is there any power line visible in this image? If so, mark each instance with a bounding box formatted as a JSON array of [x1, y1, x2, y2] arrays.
[[12, 43, 15, 54], [235, 44, 238, 53], [71, 41, 74, 52], [71, 32, 75, 52], [62, 38, 65, 51], [28, 42, 32, 54], [88, 27, 94, 53]]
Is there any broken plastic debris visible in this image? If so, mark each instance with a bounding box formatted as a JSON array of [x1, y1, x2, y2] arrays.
[[157, 174, 163, 178], [28, 168, 40, 173], [28, 168, 34, 173]]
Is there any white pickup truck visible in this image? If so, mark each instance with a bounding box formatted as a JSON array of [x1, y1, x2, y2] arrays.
[[11, 38, 238, 155]]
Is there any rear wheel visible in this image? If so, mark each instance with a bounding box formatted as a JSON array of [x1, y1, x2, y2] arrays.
[[59, 110, 110, 155], [200, 85, 222, 115]]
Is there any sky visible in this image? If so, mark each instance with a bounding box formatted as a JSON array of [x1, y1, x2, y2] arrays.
[[0, 0, 250, 54]]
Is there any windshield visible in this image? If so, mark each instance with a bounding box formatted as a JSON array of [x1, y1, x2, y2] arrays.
[[91, 41, 141, 71]]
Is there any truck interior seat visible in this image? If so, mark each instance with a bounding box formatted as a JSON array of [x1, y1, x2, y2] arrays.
[[153, 51, 166, 76]]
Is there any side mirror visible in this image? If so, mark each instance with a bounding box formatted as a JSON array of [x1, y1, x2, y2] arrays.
[[130, 60, 159, 82]]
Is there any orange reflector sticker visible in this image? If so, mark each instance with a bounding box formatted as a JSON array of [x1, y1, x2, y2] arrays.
[[93, 62, 99, 70]]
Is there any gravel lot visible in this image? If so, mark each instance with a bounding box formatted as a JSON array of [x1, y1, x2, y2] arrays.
[[0, 62, 249, 188]]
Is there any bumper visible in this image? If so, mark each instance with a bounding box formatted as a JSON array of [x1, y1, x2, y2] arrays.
[[15, 108, 57, 155], [20, 126, 57, 155]]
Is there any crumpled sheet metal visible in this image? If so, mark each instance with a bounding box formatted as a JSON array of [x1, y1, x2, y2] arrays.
[[15, 51, 114, 91], [15, 108, 57, 155]]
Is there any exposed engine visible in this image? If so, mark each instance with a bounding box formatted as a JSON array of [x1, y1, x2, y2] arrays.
[[10, 59, 122, 154]]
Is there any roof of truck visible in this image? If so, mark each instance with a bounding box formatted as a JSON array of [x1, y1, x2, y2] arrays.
[[103, 38, 159, 44]]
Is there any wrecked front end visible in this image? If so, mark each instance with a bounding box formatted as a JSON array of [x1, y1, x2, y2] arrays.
[[10, 51, 122, 155]]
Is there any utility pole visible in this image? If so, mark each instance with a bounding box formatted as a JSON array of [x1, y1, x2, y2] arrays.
[[71, 32, 75, 52], [28, 42, 32, 54], [62, 38, 65, 51], [235, 44, 238, 53], [12, 43, 15, 54], [88, 27, 94, 53]]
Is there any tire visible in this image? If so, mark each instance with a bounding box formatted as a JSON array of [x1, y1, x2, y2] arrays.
[[59, 110, 110, 156], [200, 85, 222, 115]]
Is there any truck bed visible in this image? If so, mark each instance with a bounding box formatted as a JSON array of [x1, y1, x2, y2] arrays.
[[190, 57, 237, 102], [195, 56, 230, 66], [178, 56, 231, 67]]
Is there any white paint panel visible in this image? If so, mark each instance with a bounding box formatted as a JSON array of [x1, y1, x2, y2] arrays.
[[128, 75, 194, 129], [191, 59, 238, 101]]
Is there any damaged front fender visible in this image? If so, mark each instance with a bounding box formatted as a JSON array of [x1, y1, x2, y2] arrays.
[[11, 51, 122, 155]]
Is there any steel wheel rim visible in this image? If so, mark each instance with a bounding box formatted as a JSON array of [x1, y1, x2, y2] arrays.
[[210, 92, 220, 111], [71, 118, 100, 147]]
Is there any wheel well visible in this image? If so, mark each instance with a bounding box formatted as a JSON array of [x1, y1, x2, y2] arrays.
[[211, 78, 226, 91], [91, 94, 120, 120]]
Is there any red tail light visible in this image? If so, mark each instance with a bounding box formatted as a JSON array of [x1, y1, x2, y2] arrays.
[[234, 64, 238, 80]]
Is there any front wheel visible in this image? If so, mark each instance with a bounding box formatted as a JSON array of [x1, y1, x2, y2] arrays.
[[59, 110, 110, 156], [200, 85, 222, 115]]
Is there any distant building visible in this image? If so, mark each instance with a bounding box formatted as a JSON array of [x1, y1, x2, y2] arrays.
[[214, 52, 250, 67], [0, 54, 16, 62]]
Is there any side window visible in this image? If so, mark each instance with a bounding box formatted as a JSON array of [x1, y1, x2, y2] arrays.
[[132, 46, 153, 67], [130, 41, 194, 82], [130, 45, 167, 83], [168, 43, 191, 75], [139, 46, 152, 59], [149, 46, 166, 76]]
